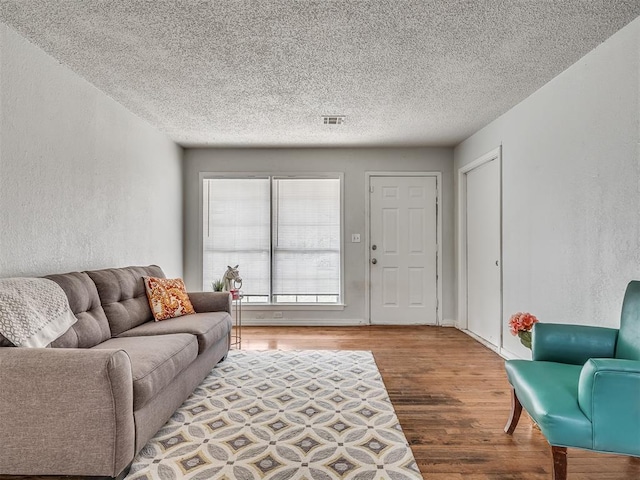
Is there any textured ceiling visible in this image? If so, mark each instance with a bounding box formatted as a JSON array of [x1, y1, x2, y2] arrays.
[[1, 1, 639, 148]]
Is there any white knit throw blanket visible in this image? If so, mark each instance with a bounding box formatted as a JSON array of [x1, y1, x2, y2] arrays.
[[0, 278, 77, 347]]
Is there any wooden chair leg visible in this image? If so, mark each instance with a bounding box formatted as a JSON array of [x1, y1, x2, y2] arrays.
[[551, 446, 567, 480], [504, 387, 523, 434]]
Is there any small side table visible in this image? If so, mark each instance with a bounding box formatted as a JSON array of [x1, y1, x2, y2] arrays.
[[230, 290, 242, 349]]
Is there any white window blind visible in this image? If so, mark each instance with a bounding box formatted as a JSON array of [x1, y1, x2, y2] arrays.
[[202, 176, 341, 303], [203, 178, 270, 296], [272, 178, 340, 298]]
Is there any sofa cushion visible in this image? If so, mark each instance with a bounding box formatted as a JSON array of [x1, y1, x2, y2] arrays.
[[93, 334, 198, 410], [118, 312, 232, 354], [505, 360, 593, 449], [45, 272, 111, 348], [86, 265, 165, 336], [143, 276, 196, 321]]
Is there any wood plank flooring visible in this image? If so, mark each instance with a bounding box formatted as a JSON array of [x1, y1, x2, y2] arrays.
[[240, 326, 640, 480], [3, 325, 639, 479]]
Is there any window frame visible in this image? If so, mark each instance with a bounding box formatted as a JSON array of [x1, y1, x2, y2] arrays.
[[199, 172, 345, 309]]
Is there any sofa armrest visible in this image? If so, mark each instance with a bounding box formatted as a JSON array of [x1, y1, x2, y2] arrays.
[[532, 323, 618, 365], [188, 291, 232, 314], [578, 358, 640, 455], [0, 348, 135, 477]]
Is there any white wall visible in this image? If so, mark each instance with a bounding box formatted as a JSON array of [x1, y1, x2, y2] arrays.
[[454, 17, 640, 358], [0, 24, 184, 278], [183, 147, 454, 325]]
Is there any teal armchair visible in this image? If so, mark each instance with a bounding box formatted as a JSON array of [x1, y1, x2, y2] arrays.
[[504, 281, 640, 480]]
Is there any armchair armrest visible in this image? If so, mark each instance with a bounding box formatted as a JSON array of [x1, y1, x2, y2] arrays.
[[532, 323, 618, 364], [578, 358, 640, 456], [0, 348, 134, 476], [188, 291, 232, 314]]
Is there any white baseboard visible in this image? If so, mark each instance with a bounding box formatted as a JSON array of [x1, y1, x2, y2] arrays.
[[459, 328, 500, 354], [240, 318, 368, 327], [240, 318, 454, 327], [457, 328, 525, 360], [499, 347, 521, 360]]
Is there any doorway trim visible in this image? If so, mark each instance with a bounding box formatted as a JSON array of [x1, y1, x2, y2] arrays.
[[457, 147, 503, 340], [364, 172, 443, 325]]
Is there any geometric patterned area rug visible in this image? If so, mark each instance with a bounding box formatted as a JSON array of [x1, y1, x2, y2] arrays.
[[126, 350, 422, 480]]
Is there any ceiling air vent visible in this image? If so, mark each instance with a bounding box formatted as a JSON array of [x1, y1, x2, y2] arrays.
[[322, 115, 345, 125]]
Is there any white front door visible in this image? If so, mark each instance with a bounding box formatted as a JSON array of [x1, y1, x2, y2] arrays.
[[465, 158, 501, 347], [369, 175, 438, 325]]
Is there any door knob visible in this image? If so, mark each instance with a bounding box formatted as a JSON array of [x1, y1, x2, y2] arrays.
[[372, 245, 377, 250], [371, 258, 377, 264]]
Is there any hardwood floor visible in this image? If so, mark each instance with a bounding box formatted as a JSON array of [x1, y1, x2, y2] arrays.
[[241, 326, 640, 480], [3, 325, 638, 479]]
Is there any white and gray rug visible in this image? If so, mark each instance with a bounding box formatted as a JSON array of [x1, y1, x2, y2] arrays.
[[127, 350, 422, 480]]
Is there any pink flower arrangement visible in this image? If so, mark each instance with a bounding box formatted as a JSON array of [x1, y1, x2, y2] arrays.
[[509, 312, 538, 335], [508, 312, 539, 349]]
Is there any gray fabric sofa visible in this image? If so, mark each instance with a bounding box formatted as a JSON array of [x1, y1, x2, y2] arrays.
[[0, 265, 232, 479]]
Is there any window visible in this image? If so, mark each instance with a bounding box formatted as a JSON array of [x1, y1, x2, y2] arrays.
[[203, 175, 342, 304]]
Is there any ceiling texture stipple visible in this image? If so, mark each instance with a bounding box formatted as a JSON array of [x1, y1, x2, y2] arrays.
[[1, 1, 639, 148]]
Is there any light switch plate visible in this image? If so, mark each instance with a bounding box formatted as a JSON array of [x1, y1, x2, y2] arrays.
[[351, 233, 361, 243]]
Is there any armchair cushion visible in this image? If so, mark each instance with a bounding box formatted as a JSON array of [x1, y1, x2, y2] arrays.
[[578, 358, 640, 455], [532, 323, 618, 365], [505, 360, 592, 449]]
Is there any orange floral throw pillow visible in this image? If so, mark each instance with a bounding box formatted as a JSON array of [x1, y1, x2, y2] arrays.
[[143, 276, 196, 321]]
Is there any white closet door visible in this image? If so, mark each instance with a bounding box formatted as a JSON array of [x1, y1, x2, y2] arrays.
[[466, 159, 501, 347]]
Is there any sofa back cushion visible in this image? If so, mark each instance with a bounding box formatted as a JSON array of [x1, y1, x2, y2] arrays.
[[45, 272, 111, 348], [616, 280, 640, 361], [86, 265, 165, 337]]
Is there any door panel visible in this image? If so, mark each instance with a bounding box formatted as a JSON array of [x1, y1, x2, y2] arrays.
[[370, 176, 438, 325], [409, 209, 425, 253], [466, 159, 501, 347], [382, 209, 399, 254], [408, 267, 425, 305], [382, 268, 399, 306]]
